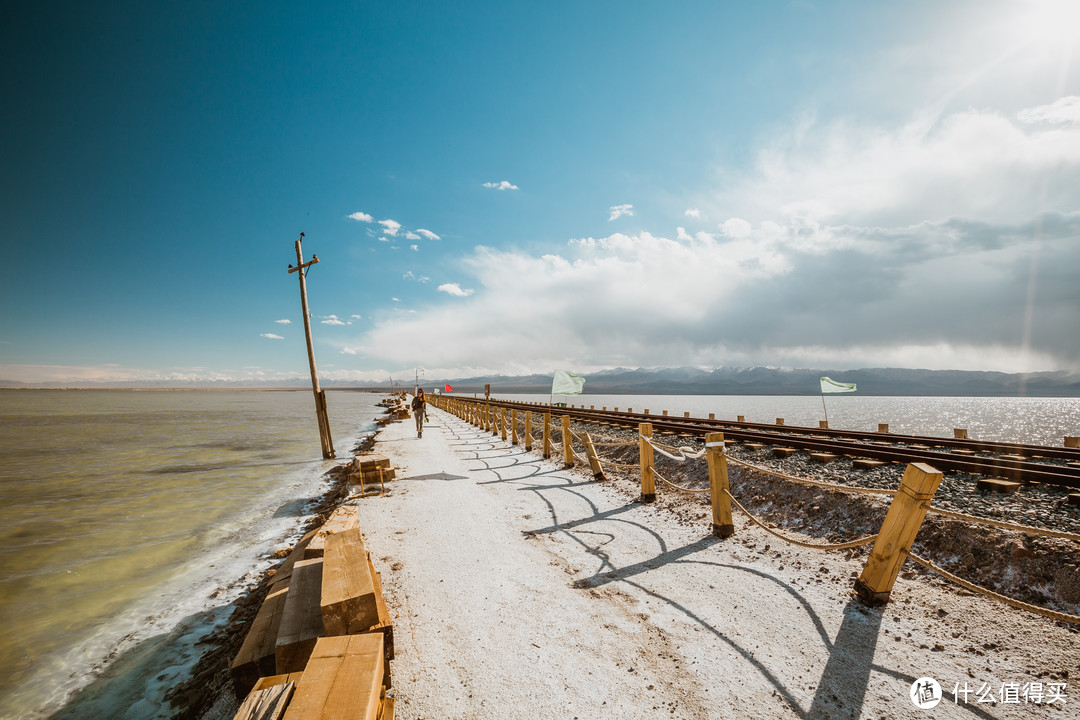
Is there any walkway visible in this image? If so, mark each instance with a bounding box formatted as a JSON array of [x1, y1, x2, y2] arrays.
[[352, 406, 1072, 719]]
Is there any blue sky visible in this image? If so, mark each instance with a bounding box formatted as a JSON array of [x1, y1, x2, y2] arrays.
[[2, 0, 1079, 385]]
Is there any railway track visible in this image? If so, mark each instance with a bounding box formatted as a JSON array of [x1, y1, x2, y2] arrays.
[[452, 397, 1080, 490]]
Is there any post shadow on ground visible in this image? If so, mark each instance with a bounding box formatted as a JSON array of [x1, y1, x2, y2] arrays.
[[805, 599, 882, 719]]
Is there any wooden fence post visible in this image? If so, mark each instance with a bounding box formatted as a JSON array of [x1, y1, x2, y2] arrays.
[[583, 432, 605, 480], [854, 462, 943, 605], [492, 405, 499, 436], [706, 432, 733, 537], [511, 409, 519, 445], [639, 423, 655, 503], [501, 407, 508, 440], [525, 412, 533, 452], [543, 412, 552, 459], [562, 415, 574, 467]]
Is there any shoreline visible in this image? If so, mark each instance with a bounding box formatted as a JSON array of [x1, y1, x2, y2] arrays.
[[148, 399, 395, 720]]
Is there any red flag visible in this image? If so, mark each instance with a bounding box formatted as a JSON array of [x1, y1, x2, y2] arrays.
[[444, 384, 453, 392]]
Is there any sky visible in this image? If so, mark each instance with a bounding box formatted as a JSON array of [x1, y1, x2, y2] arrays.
[[2, 0, 1079, 385]]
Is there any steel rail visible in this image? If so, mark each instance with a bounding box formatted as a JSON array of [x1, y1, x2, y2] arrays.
[[448, 397, 1080, 489]]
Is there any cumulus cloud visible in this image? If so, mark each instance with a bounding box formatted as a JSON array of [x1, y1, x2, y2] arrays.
[[1017, 96, 1080, 126], [483, 181, 519, 190], [320, 315, 346, 326], [378, 219, 401, 236], [723, 102, 1080, 228], [348, 211, 373, 223], [404, 231, 420, 240], [260, 333, 284, 340], [275, 318, 291, 325], [350, 314, 363, 320], [416, 228, 440, 240], [608, 204, 634, 221], [339, 102, 1080, 375], [719, 218, 753, 239], [437, 282, 474, 297], [684, 208, 701, 218]]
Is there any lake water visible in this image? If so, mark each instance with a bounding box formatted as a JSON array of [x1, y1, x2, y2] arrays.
[[0, 389, 383, 719], [499, 394, 1080, 447]]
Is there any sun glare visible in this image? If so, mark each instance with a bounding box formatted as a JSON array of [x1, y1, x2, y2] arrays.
[[1015, 0, 1080, 46]]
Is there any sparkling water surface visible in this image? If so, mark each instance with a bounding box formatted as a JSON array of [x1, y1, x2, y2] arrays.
[[0, 389, 383, 719], [500, 394, 1080, 447]]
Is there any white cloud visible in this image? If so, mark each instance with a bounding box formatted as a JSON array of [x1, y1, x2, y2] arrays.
[[437, 282, 474, 297], [275, 318, 291, 325], [483, 180, 519, 190], [260, 333, 284, 340], [404, 231, 421, 240], [350, 314, 363, 320], [410, 244, 419, 251], [348, 211, 374, 223], [719, 218, 753, 239], [608, 204, 634, 221], [1017, 96, 1080, 126], [684, 208, 701, 218], [378, 219, 401, 236], [391, 297, 400, 302], [416, 228, 440, 240], [723, 102, 1080, 228], [320, 315, 346, 326]]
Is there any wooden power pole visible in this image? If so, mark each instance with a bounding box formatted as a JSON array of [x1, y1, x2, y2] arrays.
[[289, 233, 335, 459]]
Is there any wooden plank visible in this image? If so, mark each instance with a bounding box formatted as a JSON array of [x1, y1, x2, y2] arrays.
[[304, 506, 361, 559], [976, 478, 1021, 494], [252, 673, 305, 692], [231, 530, 318, 695], [355, 453, 391, 470], [282, 635, 384, 720], [231, 583, 292, 695], [771, 447, 798, 458], [321, 527, 380, 636], [378, 696, 395, 720], [276, 558, 325, 674], [232, 681, 295, 720], [809, 452, 838, 464], [366, 555, 394, 690]]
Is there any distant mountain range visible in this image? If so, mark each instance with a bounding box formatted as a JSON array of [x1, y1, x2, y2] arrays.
[[415, 366, 1080, 396], [7, 366, 1079, 396]]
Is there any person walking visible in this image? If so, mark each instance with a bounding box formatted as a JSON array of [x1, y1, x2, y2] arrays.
[[411, 389, 426, 438]]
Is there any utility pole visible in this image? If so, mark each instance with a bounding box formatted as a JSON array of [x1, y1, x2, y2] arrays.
[[288, 232, 335, 459]]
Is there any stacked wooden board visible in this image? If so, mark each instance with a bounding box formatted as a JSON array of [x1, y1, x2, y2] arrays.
[[349, 454, 396, 485], [231, 501, 395, 719]]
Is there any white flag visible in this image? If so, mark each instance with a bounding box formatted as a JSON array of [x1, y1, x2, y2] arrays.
[[820, 376, 857, 393], [552, 370, 586, 396]]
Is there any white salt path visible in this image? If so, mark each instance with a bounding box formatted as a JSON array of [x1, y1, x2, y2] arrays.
[[353, 406, 1077, 720]]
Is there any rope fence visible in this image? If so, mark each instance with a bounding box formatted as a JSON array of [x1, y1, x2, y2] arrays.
[[723, 488, 881, 551], [433, 397, 1080, 625], [927, 506, 1080, 543], [653, 468, 711, 495], [904, 551, 1080, 625]]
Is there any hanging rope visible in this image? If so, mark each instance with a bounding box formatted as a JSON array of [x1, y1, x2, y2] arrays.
[[653, 469, 711, 495], [904, 551, 1080, 625], [926, 507, 1080, 543], [723, 489, 880, 550], [639, 434, 707, 461], [726, 455, 896, 497]]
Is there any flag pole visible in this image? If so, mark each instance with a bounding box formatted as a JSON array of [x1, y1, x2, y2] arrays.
[[821, 391, 829, 425]]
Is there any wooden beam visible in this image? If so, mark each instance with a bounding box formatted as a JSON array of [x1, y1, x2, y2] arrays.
[[639, 423, 655, 503], [706, 433, 733, 537], [276, 558, 325, 674], [855, 463, 942, 605], [321, 528, 380, 636], [561, 415, 574, 467], [281, 634, 384, 720]]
